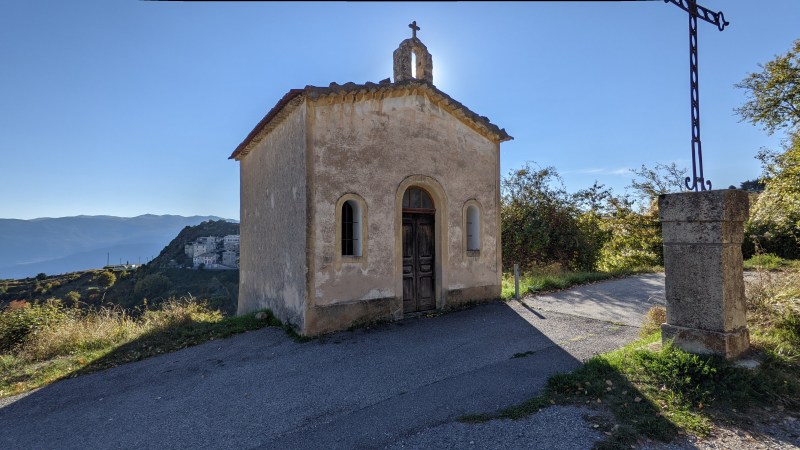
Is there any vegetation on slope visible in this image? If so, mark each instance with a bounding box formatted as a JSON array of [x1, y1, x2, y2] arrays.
[[0, 297, 283, 398], [0, 220, 242, 315]]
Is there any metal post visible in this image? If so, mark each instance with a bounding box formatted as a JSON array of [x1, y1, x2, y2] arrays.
[[664, 0, 729, 192], [514, 264, 520, 301]]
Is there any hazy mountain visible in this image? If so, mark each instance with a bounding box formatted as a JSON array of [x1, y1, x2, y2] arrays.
[[0, 215, 236, 279]]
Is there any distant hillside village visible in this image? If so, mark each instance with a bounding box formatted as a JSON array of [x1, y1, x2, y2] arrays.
[[183, 235, 240, 269]]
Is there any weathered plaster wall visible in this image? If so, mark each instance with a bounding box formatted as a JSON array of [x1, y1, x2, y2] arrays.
[[306, 93, 501, 332], [238, 103, 308, 329]]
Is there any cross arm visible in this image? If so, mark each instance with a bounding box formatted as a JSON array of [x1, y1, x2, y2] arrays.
[[665, 0, 729, 31]]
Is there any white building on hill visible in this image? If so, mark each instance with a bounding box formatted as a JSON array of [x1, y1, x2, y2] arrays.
[[193, 252, 219, 267], [223, 235, 240, 250], [185, 235, 240, 269]]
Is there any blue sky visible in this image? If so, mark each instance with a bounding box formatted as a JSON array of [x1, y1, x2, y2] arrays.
[[1, 1, 798, 220]]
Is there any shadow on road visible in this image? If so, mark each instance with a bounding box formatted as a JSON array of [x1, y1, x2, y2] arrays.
[[0, 293, 673, 449]]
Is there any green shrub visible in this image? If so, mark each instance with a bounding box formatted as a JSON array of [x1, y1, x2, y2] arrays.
[[96, 271, 116, 288], [744, 253, 785, 270], [597, 208, 662, 272], [134, 273, 171, 300], [501, 163, 599, 271], [65, 291, 81, 305], [0, 300, 70, 353], [634, 344, 721, 406]]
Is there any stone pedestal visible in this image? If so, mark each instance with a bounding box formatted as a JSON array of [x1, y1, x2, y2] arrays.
[[658, 190, 750, 359]]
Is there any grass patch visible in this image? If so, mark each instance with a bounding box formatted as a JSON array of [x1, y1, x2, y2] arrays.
[[743, 254, 798, 271], [462, 334, 800, 448], [0, 297, 285, 398], [501, 266, 659, 300], [466, 266, 800, 448]]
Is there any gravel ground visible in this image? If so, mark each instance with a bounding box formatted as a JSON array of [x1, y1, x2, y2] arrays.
[[388, 403, 800, 450], [639, 410, 800, 450], [387, 406, 608, 450]]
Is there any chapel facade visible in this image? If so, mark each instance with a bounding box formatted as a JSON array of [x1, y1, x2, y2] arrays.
[[231, 26, 512, 335]]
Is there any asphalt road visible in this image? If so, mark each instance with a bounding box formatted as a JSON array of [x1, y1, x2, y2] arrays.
[[0, 274, 665, 449]]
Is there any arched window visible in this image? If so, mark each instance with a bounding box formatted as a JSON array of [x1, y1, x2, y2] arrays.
[[466, 204, 480, 252], [402, 187, 434, 212], [341, 200, 362, 256]]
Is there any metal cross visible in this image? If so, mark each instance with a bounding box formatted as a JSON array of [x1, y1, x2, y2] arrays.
[[409, 21, 420, 39], [665, 0, 729, 192]]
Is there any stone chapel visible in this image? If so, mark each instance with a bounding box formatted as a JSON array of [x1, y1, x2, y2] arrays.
[[230, 24, 512, 335]]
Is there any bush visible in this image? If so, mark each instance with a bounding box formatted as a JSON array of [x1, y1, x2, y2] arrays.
[[597, 207, 663, 272], [134, 274, 171, 300], [65, 291, 81, 305], [96, 271, 116, 288], [744, 253, 785, 270], [0, 300, 70, 353], [501, 163, 592, 271], [742, 135, 800, 259]]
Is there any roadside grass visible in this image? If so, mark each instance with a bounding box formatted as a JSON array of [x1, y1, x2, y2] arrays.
[[0, 297, 287, 398], [500, 266, 661, 300], [467, 266, 800, 449], [744, 254, 800, 271]]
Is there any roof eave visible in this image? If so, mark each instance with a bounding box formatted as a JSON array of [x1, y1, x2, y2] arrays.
[[228, 89, 305, 160]]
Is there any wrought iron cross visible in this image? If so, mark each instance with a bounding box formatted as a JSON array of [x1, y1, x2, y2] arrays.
[[665, 0, 729, 192], [409, 21, 420, 39]]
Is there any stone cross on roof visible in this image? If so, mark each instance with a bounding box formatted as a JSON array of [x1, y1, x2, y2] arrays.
[[409, 21, 420, 39]]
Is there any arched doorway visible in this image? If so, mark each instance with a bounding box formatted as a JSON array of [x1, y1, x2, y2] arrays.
[[402, 187, 436, 313]]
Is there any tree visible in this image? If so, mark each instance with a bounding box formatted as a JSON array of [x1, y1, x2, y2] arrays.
[[594, 163, 687, 271], [573, 181, 614, 214], [628, 162, 687, 209], [501, 163, 592, 270], [736, 38, 800, 258], [739, 178, 765, 192], [745, 133, 800, 258], [735, 38, 800, 135], [596, 198, 664, 272]]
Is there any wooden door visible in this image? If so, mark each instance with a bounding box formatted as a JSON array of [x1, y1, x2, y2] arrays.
[[402, 213, 435, 313]]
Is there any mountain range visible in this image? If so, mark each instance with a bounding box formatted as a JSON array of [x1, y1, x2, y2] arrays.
[[0, 215, 236, 279]]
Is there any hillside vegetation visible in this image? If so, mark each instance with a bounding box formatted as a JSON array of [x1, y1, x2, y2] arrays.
[[0, 297, 282, 398], [0, 220, 241, 315], [149, 220, 239, 269]]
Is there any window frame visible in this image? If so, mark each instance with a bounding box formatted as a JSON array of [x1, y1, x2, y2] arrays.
[[335, 193, 368, 265], [463, 200, 482, 256]]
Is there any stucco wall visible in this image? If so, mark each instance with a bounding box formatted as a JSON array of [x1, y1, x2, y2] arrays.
[[307, 93, 501, 329], [238, 103, 308, 329]]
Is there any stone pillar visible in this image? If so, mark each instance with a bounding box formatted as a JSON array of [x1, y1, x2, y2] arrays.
[[658, 189, 750, 359]]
